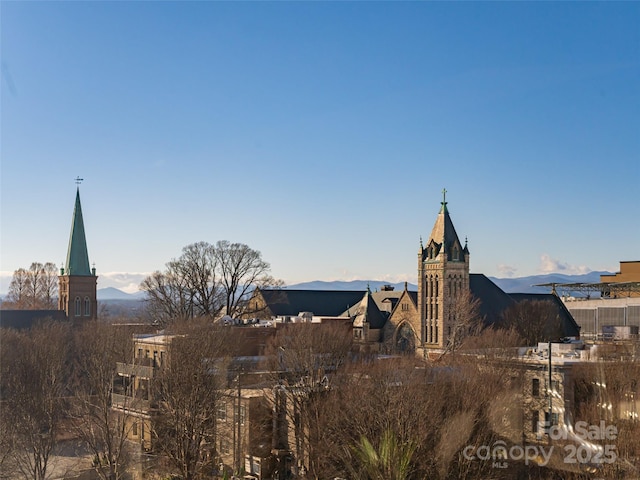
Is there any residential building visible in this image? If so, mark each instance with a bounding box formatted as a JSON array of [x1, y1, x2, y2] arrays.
[[112, 333, 172, 451]]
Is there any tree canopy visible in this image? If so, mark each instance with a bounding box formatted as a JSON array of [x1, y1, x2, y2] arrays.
[[4, 262, 58, 310], [140, 241, 280, 324]]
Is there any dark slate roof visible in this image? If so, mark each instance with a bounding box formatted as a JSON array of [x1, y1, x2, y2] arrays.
[[469, 275, 581, 337], [259, 289, 366, 317], [65, 188, 92, 276], [0, 310, 68, 329], [347, 291, 388, 329], [508, 293, 581, 337], [407, 291, 418, 305], [469, 273, 516, 325]]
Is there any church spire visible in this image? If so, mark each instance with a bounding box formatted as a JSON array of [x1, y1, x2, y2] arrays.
[[65, 186, 92, 276], [59, 181, 98, 320], [426, 188, 462, 258]]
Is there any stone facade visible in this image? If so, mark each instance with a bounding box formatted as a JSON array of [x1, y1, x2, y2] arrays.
[[417, 195, 470, 352]]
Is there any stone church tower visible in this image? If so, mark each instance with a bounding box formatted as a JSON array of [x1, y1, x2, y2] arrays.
[[58, 187, 98, 320], [418, 191, 469, 351]]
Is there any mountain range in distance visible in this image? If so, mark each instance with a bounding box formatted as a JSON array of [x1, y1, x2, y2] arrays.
[[96, 271, 612, 300]]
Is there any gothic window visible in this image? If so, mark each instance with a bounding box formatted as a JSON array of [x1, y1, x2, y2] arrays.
[[396, 324, 415, 353], [435, 324, 438, 343], [74, 297, 81, 316], [84, 296, 91, 316], [435, 276, 439, 298]]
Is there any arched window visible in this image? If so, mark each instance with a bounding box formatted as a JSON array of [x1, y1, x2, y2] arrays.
[[74, 297, 81, 316], [435, 276, 439, 298], [84, 296, 91, 316], [396, 324, 415, 352]]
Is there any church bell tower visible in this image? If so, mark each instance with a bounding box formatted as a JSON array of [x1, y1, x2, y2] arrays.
[[417, 190, 469, 351], [58, 181, 98, 320]]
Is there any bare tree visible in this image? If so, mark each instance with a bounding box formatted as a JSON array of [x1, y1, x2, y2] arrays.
[[500, 299, 563, 346], [153, 320, 232, 480], [314, 357, 428, 479], [4, 262, 58, 310], [5, 268, 31, 309], [140, 269, 192, 323], [69, 322, 134, 480], [25, 263, 44, 308], [214, 240, 277, 317], [312, 352, 529, 480], [265, 321, 353, 477], [444, 289, 483, 355], [140, 241, 279, 323], [39, 262, 59, 309], [1, 322, 71, 480], [460, 325, 524, 358], [177, 242, 223, 318]]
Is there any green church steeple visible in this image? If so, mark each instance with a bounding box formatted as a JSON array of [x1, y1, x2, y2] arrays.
[[65, 188, 92, 276]]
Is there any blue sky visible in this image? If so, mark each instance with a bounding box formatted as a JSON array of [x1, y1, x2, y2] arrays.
[[2, 1, 639, 293]]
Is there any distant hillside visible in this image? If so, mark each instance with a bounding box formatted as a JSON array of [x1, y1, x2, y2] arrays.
[[287, 280, 417, 291], [287, 272, 613, 295], [488, 271, 611, 294], [97, 287, 146, 300]]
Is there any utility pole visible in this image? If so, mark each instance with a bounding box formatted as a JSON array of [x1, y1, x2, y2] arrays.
[[236, 368, 242, 475], [548, 340, 553, 438]]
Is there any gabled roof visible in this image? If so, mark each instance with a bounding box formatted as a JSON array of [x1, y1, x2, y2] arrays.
[[370, 289, 410, 313], [258, 289, 366, 317], [65, 188, 92, 276], [0, 310, 67, 329], [508, 293, 581, 337], [469, 275, 581, 337], [469, 273, 516, 325], [345, 291, 387, 329]]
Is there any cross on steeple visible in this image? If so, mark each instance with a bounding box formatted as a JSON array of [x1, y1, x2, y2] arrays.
[[442, 188, 447, 205], [75, 176, 84, 186]]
